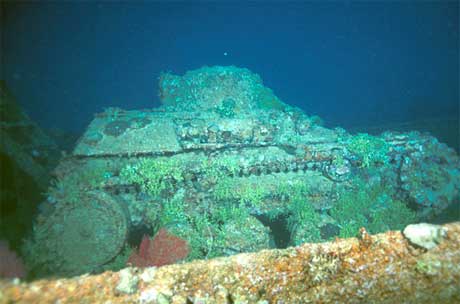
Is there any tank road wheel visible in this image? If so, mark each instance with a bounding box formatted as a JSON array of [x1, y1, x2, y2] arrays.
[[33, 191, 129, 276]]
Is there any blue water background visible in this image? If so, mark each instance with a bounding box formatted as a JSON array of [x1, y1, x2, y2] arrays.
[[2, 1, 458, 149]]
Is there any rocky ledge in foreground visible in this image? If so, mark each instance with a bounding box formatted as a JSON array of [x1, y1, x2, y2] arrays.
[[1, 222, 459, 304]]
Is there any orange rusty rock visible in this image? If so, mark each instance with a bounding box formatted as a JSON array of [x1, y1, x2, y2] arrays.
[[358, 227, 373, 249], [1, 222, 459, 303]]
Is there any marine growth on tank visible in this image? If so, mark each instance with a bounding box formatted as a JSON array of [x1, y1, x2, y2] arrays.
[[15, 65, 458, 279]]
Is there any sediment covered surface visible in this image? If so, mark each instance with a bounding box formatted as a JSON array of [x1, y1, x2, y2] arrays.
[[1, 222, 459, 304]]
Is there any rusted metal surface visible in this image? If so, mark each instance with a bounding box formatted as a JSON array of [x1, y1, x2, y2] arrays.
[[2, 222, 459, 304]]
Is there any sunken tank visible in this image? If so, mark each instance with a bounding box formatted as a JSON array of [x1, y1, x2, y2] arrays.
[[23, 66, 460, 278]]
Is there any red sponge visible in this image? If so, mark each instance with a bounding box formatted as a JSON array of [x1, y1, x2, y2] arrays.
[[0, 240, 26, 279], [127, 228, 189, 268]]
